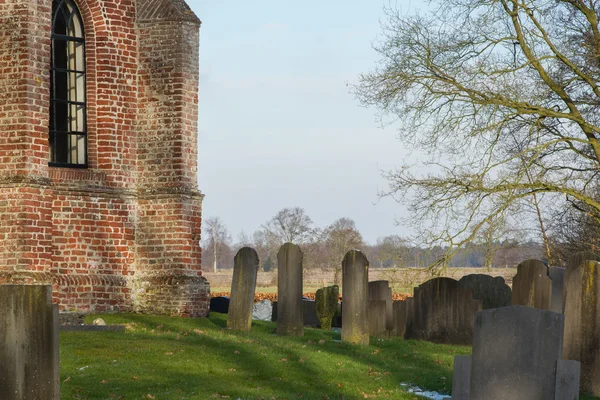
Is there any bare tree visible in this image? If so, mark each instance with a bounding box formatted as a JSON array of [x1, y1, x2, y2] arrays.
[[355, 0, 600, 268], [323, 218, 364, 285], [202, 217, 231, 273], [262, 207, 314, 245]]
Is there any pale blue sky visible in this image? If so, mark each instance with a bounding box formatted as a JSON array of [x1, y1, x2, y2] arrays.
[[187, 0, 423, 244]]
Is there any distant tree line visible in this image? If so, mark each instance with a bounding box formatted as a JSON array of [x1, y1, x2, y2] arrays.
[[200, 207, 581, 277]]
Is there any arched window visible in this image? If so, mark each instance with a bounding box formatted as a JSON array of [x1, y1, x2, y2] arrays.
[[50, 0, 87, 167]]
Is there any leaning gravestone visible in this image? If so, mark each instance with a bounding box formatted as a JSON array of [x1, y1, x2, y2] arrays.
[[315, 285, 339, 330], [458, 274, 511, 310], [451, 306, 581, 400], [511, 259, 551, 310], [548, 266, 566, 314], [277, 243, 304, 336], [227, 247, 259, 331], [563, 259, 600, 396], [341, 249, 369, 346], [405, 277, 481, 345], [0, 285, 60, 400], [368, 280, 393, 331]]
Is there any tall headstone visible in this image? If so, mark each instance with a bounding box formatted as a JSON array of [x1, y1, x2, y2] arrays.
[[368, 280, 393, 330], [276, 243, 304, 336], [455, 305, 581, 400], [0, 285, 60, 400], [458, 274, 511, 310], [548, 266, 566, 314], [342, 249, 369, 346], [227, 247, 259, 331], [404, 277, 481, 345], [315, 285, 339, 330], [567, 251, 600, 271], [563, 259, 600, 396], [511, 259, 551, 310]]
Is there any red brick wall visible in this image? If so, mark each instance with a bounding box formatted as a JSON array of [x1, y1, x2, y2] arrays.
[[0, 0, 208, 316]]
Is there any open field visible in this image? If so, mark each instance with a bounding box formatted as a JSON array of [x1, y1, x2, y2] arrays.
[[205, 267, 518, 295], [59, 313, 599, 400]]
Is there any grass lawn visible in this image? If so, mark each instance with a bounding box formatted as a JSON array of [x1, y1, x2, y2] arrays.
[[60, 313, 599, 400]]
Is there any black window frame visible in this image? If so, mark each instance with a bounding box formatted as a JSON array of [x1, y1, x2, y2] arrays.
[[49, 0, 88, 168]]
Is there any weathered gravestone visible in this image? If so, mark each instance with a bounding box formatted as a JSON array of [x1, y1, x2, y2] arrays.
[[511, 259, 551, 310], [368, 280, 393, 331], [458, 274, 511, 310], [0, 285, 60, 400], [277, 243, 304, 336], [549, 266, 566, 314], [227, 247, 259, 331], [563, 259, 600, 396], [252, 299, 273, 321], [210, 296, 230, 314], [404, 277, 481, 345], [451, 306, 581, 400], [391, 300, 409, 337], [341, 249, 369, 346], [315, 285, 339, 330]]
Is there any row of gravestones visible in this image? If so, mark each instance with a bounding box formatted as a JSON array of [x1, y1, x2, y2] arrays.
[[223, 244, 600, 398]]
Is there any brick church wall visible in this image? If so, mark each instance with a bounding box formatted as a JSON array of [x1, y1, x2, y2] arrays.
[[0, 0, 209, 316]]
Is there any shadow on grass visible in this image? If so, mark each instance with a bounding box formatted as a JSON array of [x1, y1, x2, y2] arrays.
[[65, 312, 587, 400]]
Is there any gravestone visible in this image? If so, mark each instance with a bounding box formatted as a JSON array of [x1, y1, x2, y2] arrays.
[[0, 285, 60, 400], [368, 280, 393, 330], [391, 300, 409, 337], [276, 243, 304, 336], [404, 277, 481, 345], [341, 249, 369, 346], [315, 285, 339, 330], [548, 266, 566, 314], [252, 299, 272, 321], [511, 259, 551, 310], [567, 251, 600, 270], [303, 299, 320, 327], [563, 259, 600, 396], [458, 274, 511, 310], [227, 247, 259, 331], [210, 296, 230, 314], [451, 306, 581, 400], [451, 356, 471, 400], [368, 300, 388, 337]]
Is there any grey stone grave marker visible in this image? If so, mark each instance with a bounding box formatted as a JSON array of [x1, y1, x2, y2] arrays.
[[315, 285, 339, 330], [511, 259, 551, 310], [405, 277, 481, 345], [368, 280, 393, 331], [452, 305, 581, 400], [0, 284, 60, 400], [391, 299, 409, 337], [563, 259, 600, 396], [277, 243, 304, 336], [368, 300, 387, 337], [227, 247, 259, 331], [458, 274, 511, 309], [549, 266, 566, 314], [341, 249, 369, 346]]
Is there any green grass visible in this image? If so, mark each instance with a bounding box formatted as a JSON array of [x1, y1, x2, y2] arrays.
[[60, 313, 599, 400]]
